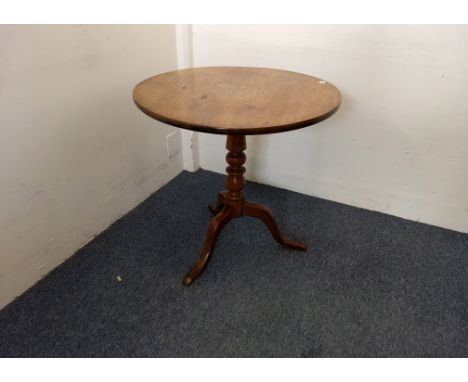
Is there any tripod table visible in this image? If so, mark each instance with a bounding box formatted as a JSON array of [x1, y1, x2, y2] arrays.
[[133, 67, 341, 285]]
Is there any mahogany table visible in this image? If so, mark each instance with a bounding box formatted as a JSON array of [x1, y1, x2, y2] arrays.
[[133, 67, 341, 285]]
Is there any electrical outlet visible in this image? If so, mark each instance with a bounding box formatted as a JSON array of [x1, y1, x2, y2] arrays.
[[166, 131, 180, 158]]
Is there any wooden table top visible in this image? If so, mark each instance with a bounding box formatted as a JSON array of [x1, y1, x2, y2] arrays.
[[133, 67, 341, 135]]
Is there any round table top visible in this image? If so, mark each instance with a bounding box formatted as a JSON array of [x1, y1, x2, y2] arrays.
[[133, 67, 341, 135]]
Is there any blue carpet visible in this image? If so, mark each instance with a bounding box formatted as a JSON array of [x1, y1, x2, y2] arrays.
[[0, 169, 467, 357]]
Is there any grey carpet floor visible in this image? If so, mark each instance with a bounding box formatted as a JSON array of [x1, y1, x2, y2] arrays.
[[0, 169, 467, 357]]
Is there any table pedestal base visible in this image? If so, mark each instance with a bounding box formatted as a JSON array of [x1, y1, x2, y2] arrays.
[[183, 135, 306, 285]]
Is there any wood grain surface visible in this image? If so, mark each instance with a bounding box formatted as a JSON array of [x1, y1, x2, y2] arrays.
[[133, 67, 341, 135]]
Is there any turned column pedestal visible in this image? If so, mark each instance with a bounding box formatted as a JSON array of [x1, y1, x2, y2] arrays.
[[183, 135, 306, 285]]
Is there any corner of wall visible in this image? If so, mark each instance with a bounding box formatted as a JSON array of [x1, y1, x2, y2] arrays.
[[176, 24, 200, 173]]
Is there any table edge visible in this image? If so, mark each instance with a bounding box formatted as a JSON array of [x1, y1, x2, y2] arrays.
[[133, 97, 341, 135]]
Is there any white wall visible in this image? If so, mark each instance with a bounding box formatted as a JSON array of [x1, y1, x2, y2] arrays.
[[192, 25, 468, 233], [176, 24, 200, 172], [0, 25, 182, 309]]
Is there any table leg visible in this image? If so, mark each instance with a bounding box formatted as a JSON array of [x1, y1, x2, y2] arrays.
[[183, 134, 306, 285], [183, 205, 233, 285], [243, 201, 306, 250], [208, 193, 224, 214]]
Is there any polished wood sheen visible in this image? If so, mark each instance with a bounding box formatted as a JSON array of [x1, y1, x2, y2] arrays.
[[132, 67, 341, 285], [133, 67, 341, 135]]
